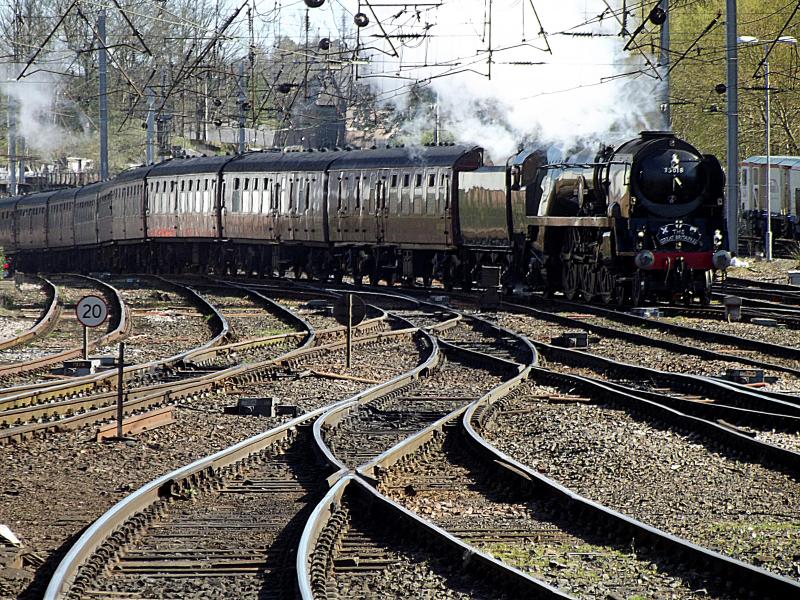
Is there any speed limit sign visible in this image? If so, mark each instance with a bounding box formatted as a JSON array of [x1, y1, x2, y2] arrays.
[[76, 295, 109, 328]]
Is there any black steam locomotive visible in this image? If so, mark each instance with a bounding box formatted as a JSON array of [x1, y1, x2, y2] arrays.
[[0, 131, 730, 304]]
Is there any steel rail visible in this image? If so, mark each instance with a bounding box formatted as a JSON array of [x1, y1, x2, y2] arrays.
[[0, 277, 231, 412], [298, 289, 555, 598], [0, 275, 131, 380], [297, 475, 570, 600], [0, 326, 416, 444], [309, 288, 531, 478], [524, 296, 800, 368], [462, 371, 800, 598], [528, 300, 800, 360], [529, 334, 800, 418], [526, 367, 800, 475], [44, 309, 432, 599], [0, 285, 389, 424], [0, 276, 62, 351]]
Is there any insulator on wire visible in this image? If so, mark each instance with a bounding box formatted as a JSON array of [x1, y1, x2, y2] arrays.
[[318, 38, 331, 51], [304, 0, 325, 8], [354, 13, 369, 27]]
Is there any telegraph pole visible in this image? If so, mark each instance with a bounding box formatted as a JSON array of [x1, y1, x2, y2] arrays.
[[7, 2, 19, 196], [726, 0, 739, 253], [238, 61, 246, 154], [7, 93, 16, 196], [660, 0, 671, 129], [17, 137, 24, 188], [98, 9, 109, 179], [146, 87, 155, 164]]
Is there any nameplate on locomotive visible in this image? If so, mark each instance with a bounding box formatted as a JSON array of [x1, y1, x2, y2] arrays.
[[656, 222, 702, 247]]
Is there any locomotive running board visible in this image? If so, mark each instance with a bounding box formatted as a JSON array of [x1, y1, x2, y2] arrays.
[[526, 216, 613, 227]]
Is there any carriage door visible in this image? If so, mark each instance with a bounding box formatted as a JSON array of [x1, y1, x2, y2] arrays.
[[375, 171, 388, 244], [441, 171, 452, 245], [364, 172, 377, 242]]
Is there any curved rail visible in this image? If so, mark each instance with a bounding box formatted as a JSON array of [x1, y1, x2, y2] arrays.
[[297, 475, 569, 600], [0, 275, 130, 381], [0, 276, 62, 351], [0, 278, 232, 417], [44, 304, 431, 598], [0, 317, 411, 444], [299, 290, 550, 597], [461, 374, 800, 598], [531, 295, 800, 363]]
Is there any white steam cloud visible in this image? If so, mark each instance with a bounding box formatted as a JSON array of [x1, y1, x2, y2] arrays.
[[1, 65, 79, 160], [359, 0, 665, 160]]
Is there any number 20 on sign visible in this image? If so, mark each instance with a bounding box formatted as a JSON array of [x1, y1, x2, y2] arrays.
[[76, 295, 108, 360], [76, 295, 109, 327]]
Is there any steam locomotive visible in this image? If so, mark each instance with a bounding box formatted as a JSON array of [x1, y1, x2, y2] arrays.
[[0, 130, 730, 304]]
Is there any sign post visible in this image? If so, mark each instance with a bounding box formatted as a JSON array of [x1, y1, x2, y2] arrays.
[[116, 342, 125, 439], [75, 295, 109, 360], [332, 294, 367, 370]]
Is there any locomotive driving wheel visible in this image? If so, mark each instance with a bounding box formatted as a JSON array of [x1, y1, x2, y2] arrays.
[[561, 230, 580, 301], [580, 264, 597, 302], [596, 265, 615, 304], [561, 261, 579, 300]]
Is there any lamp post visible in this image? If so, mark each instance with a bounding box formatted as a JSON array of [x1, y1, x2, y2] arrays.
[[738, 35, 798, 260]]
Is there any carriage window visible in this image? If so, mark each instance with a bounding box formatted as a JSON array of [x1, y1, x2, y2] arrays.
[[355, 177, 361, 210], [232, 177, 242, 212], [304, 180, 310, 212], [428, 174, 436, 187], [244, 178, 250, 191], [415, 174, 422, 187], [289, 181, 295, 210], [403, 174, 410, 187], [188, 180, 193, 192], [337, 177, 343, 211], [391, 174, 398, 188], [253, 178, 259, 191]]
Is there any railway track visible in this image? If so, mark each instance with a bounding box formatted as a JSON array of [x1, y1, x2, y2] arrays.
[[0, 275, 131, 384], [474, 378, 800, 586], [12, 277, 797, 598], [0, 276, 61, 352], [0, 275, 396, 441], [43, 295, 433, 599]]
